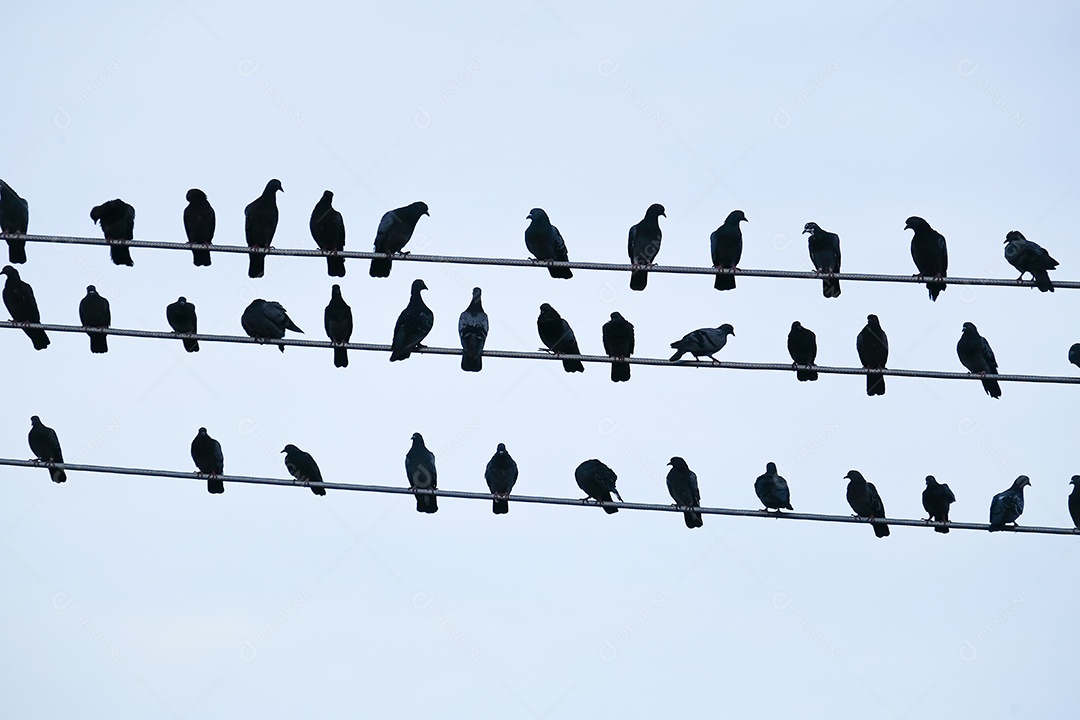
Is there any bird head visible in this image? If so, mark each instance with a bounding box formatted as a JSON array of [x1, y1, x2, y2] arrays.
[[266, 179, 283, 194], [198, 427, 208, 434], [961, 322, 977, 333], [727, 210, 747, 224], [1015, 475, 1031, 489], [647, 203, 666, 218], [925, 475, 936, 486], [281, 444, 298, 454], [668, 457, 687, 470], [1071, 475, 1080, 487], [802, 222, 819, 235], [844, 470, 864, 482], [526, 208, 547, 222], [904, 216, 926, 231], [411, 432, 424, 443], [496, 443, 507, 452], [30, 415, 40, 425], [186, 188, 207, 203], [411, 279, 428, 293], [0, 265, 18, 279], [766, 462, 777, 473], [86, 285, 97, 294], [323, 190, 334, 201], [717, 323, 735, 336], [1004, 230, 1025, 244]]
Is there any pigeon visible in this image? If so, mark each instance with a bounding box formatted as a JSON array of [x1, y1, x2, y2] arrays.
[[602, 312, 634, 382], [458, 287, 488, 372], [1069, 476, 1080, 530], [710, 210, 747, 290], [166, 297, 199, 352], [485, 443, 518, 514], [183, 188, 215, 266], [390, 279, 433, 361], [78, 285, 110, 354], [803, 222, 842, 298], [90, 199, 135, 266], [905, 216, 948, 301], [787, 321, 818, 381], [755, 462, 792, 512], [628, 203, 665, 290], [244, 179, 283, 278], [405, 433, 438, 514], [922, 475, 955, 534], [310, 190, 346, 277], [28, 416, 65, 484], [1, 265, 49, 350], [575, 459, 622, 514], [241, 299, 303, 352], [537, 303, 584, 372], [1070, 343, 1080, 370], [1004, 230, 1057, 292], [670, 324, 736, 362], [0, 179, 29, 263], [957, 322, 1001, 398], [856, 314, 888, 396], [525, 208, 572, 279], [191, 427, 224, 494], [370, 201, 429, 277], [989, 475, 1030, 531], [282, 444, 326, 496], [844, 470, 890, 537], [666, 457, 703, 528], [324, 284, 352, 368]]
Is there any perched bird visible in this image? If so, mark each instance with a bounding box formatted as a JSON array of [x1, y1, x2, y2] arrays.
[[525, 208, 572, 279], [755, 462, 792, 512], [905, 216, 948, 301], [244, 179, 283, 278], [28, 416, 65, 484], [666, 457, 703, 528], [78, 285, 110, 354], [856, 314, 889, 396], [602, 312, 634, 382], [405, 433, 438, 514], [390, 279, 433, 361], [241, 299, 303, 352], [324, 284, 353, 368], [575, 459, 622, 514], [957, 322, 1001, 398], [458, 287, 488, 372], [90, 198, 135, 266], [803, 222, 842, 298], [485, 443, 518, 514], [166, 297, 199, 353], [787, 321, 818, 381], [370, 201, 429, 277], [1069, 476, 1080, 530], [183, 188, 215, 267], [989, 476, 1030, 531], [844, 470, 890, 538], [922, 475, 955, 534], [1, 265, 49, 350], [191, 427, 224, 494], [1004, 230, 1057, 292], [669, 324, 735, 362], [628, 203, 665, 290], [1070, 343, 1080, 370], [0, 179, 29, 263], [310, 190, 346, 277], [282, 444, 326, 496], [537, 303, 584, 372], [710, 210, 747, 290]]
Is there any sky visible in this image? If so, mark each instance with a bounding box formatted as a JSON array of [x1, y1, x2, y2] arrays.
[[1, 1, 1077, 718]]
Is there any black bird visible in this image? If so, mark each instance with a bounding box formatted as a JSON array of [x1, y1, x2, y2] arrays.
[[575, 459, 622, 514], [1004, 230, 1057, 292], [28, 416, 65, 484], [405, 433, 438, 514], [905, 216, 948, 301], [458, 287, 488, 372], [922, 475, 955, 534], [241, 299, 303, 352], [370, 201, 429, 277], [183, 188, 215, 266], [787, 321, 818, 381], [628, 203, 665, 290], [989, 476, 1030, 531], [669, 324, 735, 362], [803, 222, 842, 298], [166, 296, 199, 352], [755, 462, 792, 512], [282, 444, 326, 496], [90, 198, 135, 266], [324, 284, 353, 368], [485, 443, 518, 514], [1069, 476, 1080, 530], [525, 208, 572, 279], [1, 265, 49, 350], [666, 457, 703, 528], [191, 427, 224, 494], [957, 322, 1001, 398], [845, 470, 890, 537], [602, 312, 634, 382], [0, 179, 29, 263], [78, 285, 110, 354], [244, 179, 283, 278], [390, 279, 433, 361], [310, 190, 346, 277], [537, 303, 584, 372], [1070, 343, 1080, 370], [856, 314, 889, 396], [710, 210, 747, 290]]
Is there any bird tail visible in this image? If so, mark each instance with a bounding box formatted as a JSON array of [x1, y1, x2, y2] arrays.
[[866, 372, 885, 396], [248, 252, 265, 278], [873, 520, 890, 538], [684, 510, 703, 529], [310, 484, 326, 497], [822, 278, 841, 298], [369, 257, 392, 277], [548, 265, 573, 279], [389, 348, 410, 362], [603, 503, 619, 514], [1033, 270, 1054, 292], [110, 242, 133, 267], [982, 379, 1002, 398], [182, 337, 200, 353], [926, 281, 945, 301], [630, 269, 648, 291], [611, 361, 630, 382], [493, 497, 509, 514], [89, 333, 108, 354], [934, 519, 949, 534], [208, 477, 224, 494], [796, 368, 818, 382], [334, 347, 348, 368], [669, 347, 686, 362], [714, 272, 736, 291], [25, 328, 50, 350], [327, 255, 346, 277], [50, 466, 66, 484], [416, 493, 438, 514], [562, 359, 585, 373], [7, 240, 26, 264], [192, 247, 212, 266], [461, 353, 482, 372]]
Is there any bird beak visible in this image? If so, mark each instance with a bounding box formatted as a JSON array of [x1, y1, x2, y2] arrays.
[[904, 222, 911, 230]]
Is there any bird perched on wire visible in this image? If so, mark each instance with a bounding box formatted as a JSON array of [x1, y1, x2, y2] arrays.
[[28, 416, 66, 484], [324, 284, 353, 368], [787, 321, 818, 381], [1, 265, 49, 350], [956, 322, 1001, 398], [803, 222, 842, 298], [669, 324, 734, 362], [856, 314, 888, 396], [241, 299, 303, 352], [405, 433, 438, 514], [628, 203, 665, 290], [755, 462, 792, 512], [78, 285, 111, 354], [282, 444, 326, 496], [183, 188, 215, 267], [1003, 230, 1057, 292], [166, 297, 199, 353], [458, 287, 488, 372], [710, 210, 747, 290], [390, 279, 434, 361], [485, 443, 518, 514], [245, 179, 283, 278], [922, 476, 955, 533], [905, 216, 947, 301], [602, 312, 634, 382], [90, 198, 135, 266], [0, 179, 29, 263], [989, 476, 1030, 531], [666, 457, 703, 528], [537, 303, 584, 373], [191, 427, 224, 494], [525, 208, 573, 279], [310, 190, 346, 277], [1069, 476, 1080, 530], [575, 459, 622, 514], [370, 201, 429, 278], [845, 470, 889, 537], [1070, 343, 1080, 371]]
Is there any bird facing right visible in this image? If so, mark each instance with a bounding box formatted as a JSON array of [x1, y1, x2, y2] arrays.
[[628, 203, 665, 290], [245, 179, 283, 278], [0, 179, 29, 263], [989, 476, 1030, 531], [1069, 476, 1080, 530], [390, 279, 434, 362], [710, 210, 747, 290], [669, 324, 734, 362]]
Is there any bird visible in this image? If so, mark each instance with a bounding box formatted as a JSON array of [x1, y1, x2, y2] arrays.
[[845, 470, 890, 537], [628, 203, 665, 290], [905, 216, 948, 301], [0, 179, 29, 263], [166, 297, 199, 352], [78, 285, 111, 354], [575, 459, 622, 514], [537, 303, 584, 372], [370, 201, 429, 277], [324, 284, 352, 368], [485, 443, 518, 514], [957, 322, 1001, 398], [390, 279, 434, 361], [710, 210, 747, 290], [244, 179, 283, 278], [1070, 343, 1080, 370], [1069, 476, 1080, 530], [525, 208, 573, 279], [191, 428, 224, 494], [458, 287, 488, 372], [602, 312, 634, 382], [669, 324, 736, 362], [282, 444, 326, 496], [1, 265, 49, 350], [310, 190, 346, 277], [1003, 230, 1057, 292], [666, 457, 703, 528], [787, 321, 818, 381], [28, 416, 66, 484], [90, 198, 135, 266], [922, 475, 955, 534], [183, 188, 215, 266], [989, 476, 1030, 531], [241, 299, 303, 352], [803, 222, 842, 298], [405, 433, 438, 514], [755, 462, 792, 512], [856, 314, 889, 396]]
